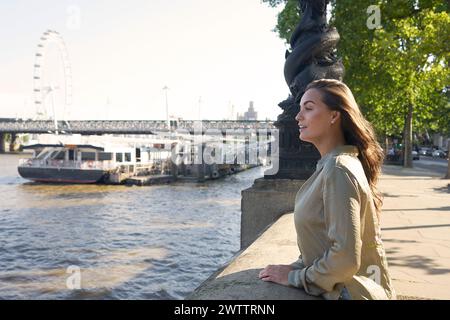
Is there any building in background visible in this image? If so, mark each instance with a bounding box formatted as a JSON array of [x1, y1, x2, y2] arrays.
[[237, 101, 258, 121]]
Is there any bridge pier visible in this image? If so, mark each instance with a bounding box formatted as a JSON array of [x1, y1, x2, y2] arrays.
[[10, 133, 19, 152], [0, 133, 6, 153]]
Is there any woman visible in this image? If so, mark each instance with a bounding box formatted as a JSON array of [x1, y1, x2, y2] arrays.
[[258, 79, 396, 300]]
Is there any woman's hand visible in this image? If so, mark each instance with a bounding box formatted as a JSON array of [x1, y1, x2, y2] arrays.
[[258, 264, 293, 286]]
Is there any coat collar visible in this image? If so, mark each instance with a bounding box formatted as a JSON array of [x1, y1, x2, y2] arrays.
[[316, 145, 359, 171]]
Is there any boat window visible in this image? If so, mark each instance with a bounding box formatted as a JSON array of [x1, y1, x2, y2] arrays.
[[98, 152, 113, 161], [49, 150, 59, 158], [116, 153, 123, 162], [53, 150, 65, 160], [36, 149, 49, 159], [135, 148, 141, 162], [68, 149, 75, 161], [81, 152, 96, 161], [125, 153, 132, 162]]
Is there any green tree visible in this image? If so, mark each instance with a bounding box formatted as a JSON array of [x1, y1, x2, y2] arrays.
[[262, 0, 450, 168]]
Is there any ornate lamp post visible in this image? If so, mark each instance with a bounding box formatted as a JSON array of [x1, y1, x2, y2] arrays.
[[162, 85, 170, 130], [240, 0, 346, 249], [267, 0, 344, 179]]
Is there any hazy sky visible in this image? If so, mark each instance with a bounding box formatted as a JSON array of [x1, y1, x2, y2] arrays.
[[0, 0, 289, 121]]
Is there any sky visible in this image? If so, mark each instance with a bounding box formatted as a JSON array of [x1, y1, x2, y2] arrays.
[[0, 0, 290, 121]]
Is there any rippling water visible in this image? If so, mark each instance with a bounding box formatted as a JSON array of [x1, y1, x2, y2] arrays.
[[0, 153, 264, 299]]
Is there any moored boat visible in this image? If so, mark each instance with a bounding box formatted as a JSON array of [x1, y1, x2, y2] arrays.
[[18, 144, 114, 183]]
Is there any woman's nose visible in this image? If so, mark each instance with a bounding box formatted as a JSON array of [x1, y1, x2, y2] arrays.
[[295, 110, 303, 122]]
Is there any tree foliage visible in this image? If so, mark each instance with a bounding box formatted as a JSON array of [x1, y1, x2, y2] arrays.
[[262, 0, 450, 145]]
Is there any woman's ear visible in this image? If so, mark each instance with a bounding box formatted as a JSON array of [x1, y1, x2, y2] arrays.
[[331, 111, 340, 124]]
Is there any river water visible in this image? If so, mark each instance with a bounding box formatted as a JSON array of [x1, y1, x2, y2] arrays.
[[0, 153, 264, 299]]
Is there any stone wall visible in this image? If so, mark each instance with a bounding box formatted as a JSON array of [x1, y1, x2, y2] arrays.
[[240, 178, 305, 249], [188, 213, 320, 300]]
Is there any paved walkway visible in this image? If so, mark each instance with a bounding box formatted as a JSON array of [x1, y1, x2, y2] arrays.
[[378, 165, 450, 299]]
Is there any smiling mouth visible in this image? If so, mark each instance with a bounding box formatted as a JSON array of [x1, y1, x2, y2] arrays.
[[299, 126, 307, 129]]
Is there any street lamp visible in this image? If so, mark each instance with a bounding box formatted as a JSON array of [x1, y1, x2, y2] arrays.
[[162, 86, 170, 130]]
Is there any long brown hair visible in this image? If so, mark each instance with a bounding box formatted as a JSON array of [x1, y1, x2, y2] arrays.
[[305, 79, 384, 216]]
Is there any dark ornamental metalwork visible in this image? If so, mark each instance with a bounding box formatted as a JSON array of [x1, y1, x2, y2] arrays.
[[266, 0, 345, 180]]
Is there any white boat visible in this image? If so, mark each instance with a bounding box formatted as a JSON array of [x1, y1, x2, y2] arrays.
[[18, 143, 170, 184]]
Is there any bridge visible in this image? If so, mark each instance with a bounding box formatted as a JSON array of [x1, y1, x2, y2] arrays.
[[0, 118, 276, 152], [0, 118, 275, 134]]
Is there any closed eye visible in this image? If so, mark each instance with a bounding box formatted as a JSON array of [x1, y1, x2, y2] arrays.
[[301, 100, 315, 111]]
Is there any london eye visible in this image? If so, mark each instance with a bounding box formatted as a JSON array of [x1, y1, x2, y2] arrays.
[[33, 30, 72, 127]]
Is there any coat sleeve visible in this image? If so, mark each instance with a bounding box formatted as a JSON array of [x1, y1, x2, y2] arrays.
[[290, 255, 306, 269], [288, 166, 363, 295]]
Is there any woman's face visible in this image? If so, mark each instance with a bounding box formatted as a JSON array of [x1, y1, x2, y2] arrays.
[[295, 88, 338, 144]]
